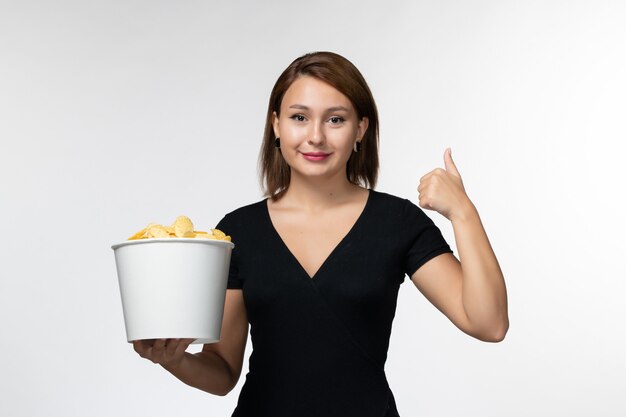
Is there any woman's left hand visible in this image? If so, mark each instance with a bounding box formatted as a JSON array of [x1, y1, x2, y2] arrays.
[[417, 148, 474, 221]]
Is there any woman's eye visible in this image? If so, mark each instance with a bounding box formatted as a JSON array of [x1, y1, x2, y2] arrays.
[[290, 114, 306, 122], [329, 116, 344, 124]]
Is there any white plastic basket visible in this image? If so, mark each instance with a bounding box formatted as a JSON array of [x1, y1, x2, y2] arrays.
[[112, 238, 234, 344]]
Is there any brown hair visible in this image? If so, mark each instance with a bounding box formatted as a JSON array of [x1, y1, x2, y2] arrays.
[[258, 51, 379, 200]]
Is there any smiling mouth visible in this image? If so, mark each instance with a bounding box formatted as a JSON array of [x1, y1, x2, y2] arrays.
[[301, 152, 331, 161], [302, 152, 331, 156]]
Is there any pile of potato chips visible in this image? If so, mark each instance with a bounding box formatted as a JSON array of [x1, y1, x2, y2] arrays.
[[128, 215, 231, 242]]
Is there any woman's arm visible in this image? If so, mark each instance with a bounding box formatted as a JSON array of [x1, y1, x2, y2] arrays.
[[411, 148, 509, 342], [133, 289, 249, 394]]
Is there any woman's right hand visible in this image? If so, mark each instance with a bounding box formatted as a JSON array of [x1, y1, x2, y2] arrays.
[[129, 291, 248, 395], [133, 338, 195, 369]]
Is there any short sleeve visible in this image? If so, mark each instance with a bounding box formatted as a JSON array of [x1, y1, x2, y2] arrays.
[[215, 214, 243, 289], [403, 199, 453, 278]]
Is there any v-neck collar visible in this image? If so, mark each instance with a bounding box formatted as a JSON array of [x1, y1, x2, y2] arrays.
[[264, 189, 373, 281]]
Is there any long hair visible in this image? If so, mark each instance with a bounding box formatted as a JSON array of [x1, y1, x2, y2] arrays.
[[258, 51, 380, 200]]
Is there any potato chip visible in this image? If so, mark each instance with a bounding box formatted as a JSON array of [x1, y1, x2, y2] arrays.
[[128, 227, 148, 240], [147, 225, 170, 238], [127, 216, 231, 242], [173, 215, 194, 237]]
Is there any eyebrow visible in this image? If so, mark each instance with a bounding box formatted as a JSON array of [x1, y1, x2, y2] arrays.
[[288, 104, 350, 112]]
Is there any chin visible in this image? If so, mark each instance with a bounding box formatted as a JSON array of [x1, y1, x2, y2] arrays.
[[292, 167, 337, 178]]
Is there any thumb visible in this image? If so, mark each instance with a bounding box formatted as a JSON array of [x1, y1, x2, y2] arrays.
[[443, 147, 460, 177]]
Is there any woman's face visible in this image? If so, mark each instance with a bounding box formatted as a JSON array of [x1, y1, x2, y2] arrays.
[[273, 76, 368, 183]]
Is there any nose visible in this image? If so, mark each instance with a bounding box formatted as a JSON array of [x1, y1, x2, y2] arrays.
[[307, 121, 325, 146]]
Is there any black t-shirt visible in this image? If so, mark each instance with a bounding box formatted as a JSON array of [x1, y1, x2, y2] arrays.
[[215, 189, 453, 417]]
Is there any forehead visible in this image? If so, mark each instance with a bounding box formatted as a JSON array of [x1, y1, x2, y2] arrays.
[[281, 76, 353, 110]]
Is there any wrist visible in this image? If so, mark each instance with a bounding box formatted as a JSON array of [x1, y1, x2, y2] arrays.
[[161, 353, 188, 374], [449, 200, 478, 223]]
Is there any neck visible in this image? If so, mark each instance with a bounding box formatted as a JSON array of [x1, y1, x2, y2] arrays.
[[280, 171, 363, 211]]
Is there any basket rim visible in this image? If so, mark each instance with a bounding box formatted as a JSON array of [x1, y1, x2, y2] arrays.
[[111, 238, 235, 250]]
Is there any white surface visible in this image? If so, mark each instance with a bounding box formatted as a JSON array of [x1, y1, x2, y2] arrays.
[[112, 238, 233, 343], [1, 1, 625, 416]]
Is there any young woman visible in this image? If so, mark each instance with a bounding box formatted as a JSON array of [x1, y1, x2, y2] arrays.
[[133, 51, 509, 417]]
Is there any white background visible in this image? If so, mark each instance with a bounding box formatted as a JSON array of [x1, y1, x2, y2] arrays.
[[1, 0, 625, 416]]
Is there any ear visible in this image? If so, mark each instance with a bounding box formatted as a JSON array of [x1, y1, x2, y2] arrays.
[[357, 117, 369, 140], [272, 111, 280, 138]]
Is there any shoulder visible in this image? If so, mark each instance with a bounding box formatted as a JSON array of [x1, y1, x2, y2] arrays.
[[222, 198, 266, 219], [367, 189, 437, 236], [216, 198, 267, 233], [369, 189, 409, 206], [369, 189, 422, 218]]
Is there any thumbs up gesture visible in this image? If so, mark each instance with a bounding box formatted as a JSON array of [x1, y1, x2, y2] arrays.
[[417, 148, 474, 221]]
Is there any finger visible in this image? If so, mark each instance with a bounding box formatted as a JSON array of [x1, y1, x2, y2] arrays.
[[136, 344, 155, 362], [422, 200, 434, 210], [420, 166, 448, 183], [165, 339, 180, 357], [181, 338, 196, 347], [152, 339, 166, 358], [419, 171, 435, 184], [417, 182, 431, 195], [175, 338, 194, 357], [443, 147, 461, 177], [418, 194, 426, 208], [133, 340, 145, 355], [133, 340, 152, 356]]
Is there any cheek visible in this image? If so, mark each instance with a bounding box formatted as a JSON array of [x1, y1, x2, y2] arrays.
[[329, 129, 357, 149], [280, 123, 306, 142]]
